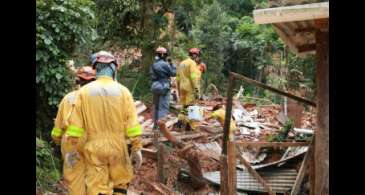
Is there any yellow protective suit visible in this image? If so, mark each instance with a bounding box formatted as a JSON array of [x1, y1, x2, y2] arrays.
[[69, 76, 142, 195], [51, 91, 87, 195], [176, 58, 201, 106], [210, 108, 237, 141]]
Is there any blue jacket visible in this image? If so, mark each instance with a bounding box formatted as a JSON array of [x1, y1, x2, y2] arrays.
[[150, 59, 176, 94]]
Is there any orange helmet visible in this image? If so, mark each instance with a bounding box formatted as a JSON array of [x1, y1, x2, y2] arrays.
[[199, 63, 207, 73], [91, 51, 119, 69], [189, 48, 200, 55], [76, 66, 96, 81], [155, 47, 168, 54]]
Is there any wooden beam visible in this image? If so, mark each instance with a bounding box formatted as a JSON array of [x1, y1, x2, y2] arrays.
[[273, 23, 299, 54], [236, 146, 275, 195], [290, 139, 314, 195], [230, 72, 316, 107], [297, 44, 316, 52], [235, 141, 310, 148], [253, 2, 329, 24]]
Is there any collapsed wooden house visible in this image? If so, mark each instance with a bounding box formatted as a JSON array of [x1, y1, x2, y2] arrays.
[[217, 1, 329, 195]]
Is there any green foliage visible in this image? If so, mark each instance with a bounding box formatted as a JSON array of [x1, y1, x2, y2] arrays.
[[36, 137, 61, 192], [267, 119, 293, 142], [36, 0, 96, 134], [191, 1, 232, 92], [94, 0, 141, 45]]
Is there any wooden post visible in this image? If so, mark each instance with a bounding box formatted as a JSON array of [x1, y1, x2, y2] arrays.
[[227, 141, 237, 195], [222, 73, 235, 155], [221, 72, 235, 194], [314, 21, 329, 195], [220, 155, 229, 194]]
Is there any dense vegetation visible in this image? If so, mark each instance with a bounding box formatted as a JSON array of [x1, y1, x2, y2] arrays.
[[36, 0, 315, 192]]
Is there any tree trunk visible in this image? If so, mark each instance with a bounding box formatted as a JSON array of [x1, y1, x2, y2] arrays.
[[141, 0, 156, 72]]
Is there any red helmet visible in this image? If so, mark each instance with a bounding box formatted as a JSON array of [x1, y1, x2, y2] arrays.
[[155, 47, 168, 54], [189, 48, 200, 55], [76, 66, 96, 81], [91, 51, 119, 69]]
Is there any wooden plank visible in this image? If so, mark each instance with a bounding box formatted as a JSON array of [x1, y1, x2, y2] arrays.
[[230, 72, 316, 107], [135, 101, 147, 115], [253, 2, 329, 24], [235, 141, 310, 148], [235, 146, 275, 195], [290, 139, 314, 195], [141, 148, 157, 160]]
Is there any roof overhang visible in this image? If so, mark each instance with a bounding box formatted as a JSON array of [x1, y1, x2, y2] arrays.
[[253, 2, 329, 57]]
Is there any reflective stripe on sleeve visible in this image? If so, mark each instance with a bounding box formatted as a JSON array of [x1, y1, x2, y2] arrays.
[[65, 125, 85, 137], [51, 127, 63, 138], [126, 125, 142, 137]]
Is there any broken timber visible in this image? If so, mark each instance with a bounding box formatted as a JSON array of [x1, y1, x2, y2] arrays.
[[235, 141, 310, 149], [290, 138, 314, 195], [157, 119, 206, 189], [230, 72, 316, 107]]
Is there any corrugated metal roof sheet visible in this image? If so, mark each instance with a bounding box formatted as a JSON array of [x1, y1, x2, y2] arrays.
[[204, 168, 297, 193]]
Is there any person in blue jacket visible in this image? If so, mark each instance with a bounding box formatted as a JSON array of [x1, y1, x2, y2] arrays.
[[150, 47, 176, 128]]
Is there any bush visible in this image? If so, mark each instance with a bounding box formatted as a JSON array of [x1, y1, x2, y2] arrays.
[[36, 137, 62, 192], [36, 0, 96, 136]]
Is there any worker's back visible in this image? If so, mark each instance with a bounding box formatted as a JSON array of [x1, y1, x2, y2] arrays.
[[75, 76, 138, 141], [177, 58, 199, 92]]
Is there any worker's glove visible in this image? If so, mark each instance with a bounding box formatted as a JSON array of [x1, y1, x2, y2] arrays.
[[130, 150, 142, 170], [65, 151, 80, 168], [194, 88, 199, 100]]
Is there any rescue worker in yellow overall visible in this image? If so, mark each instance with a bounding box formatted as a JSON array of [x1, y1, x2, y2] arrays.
[[194, 54, 207, 99], [68, 51, 143, 195], [51, 66, 96, 195], [206, 104, 237, 141], [176, 48, 202, 130]]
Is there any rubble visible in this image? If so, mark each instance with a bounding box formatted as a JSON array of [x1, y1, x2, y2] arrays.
[[129, 95, 316, 194]]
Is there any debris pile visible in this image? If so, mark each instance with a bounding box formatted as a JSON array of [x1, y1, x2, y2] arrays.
[[129, 93, 316, 194]]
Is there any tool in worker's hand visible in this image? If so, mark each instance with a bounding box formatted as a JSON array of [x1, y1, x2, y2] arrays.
[[65, 151, 80, 168], [131, 150, 142, 170]]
